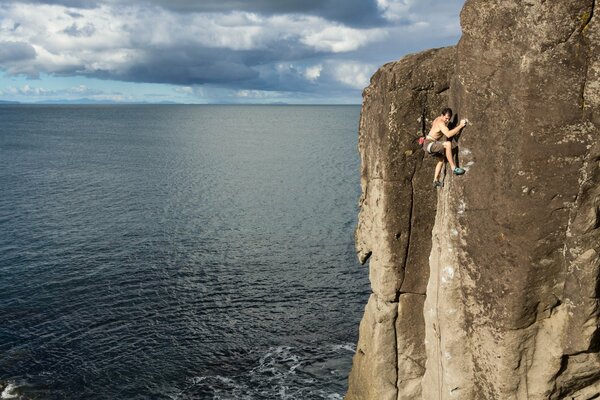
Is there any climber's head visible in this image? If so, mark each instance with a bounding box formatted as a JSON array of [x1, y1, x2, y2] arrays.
[[441, 107, 452, 124]]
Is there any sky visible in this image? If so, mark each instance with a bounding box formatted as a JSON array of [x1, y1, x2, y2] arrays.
[[0, 0, 465, 104]]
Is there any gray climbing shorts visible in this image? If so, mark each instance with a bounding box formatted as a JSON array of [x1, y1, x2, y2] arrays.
[[423, 139, 457, 155]]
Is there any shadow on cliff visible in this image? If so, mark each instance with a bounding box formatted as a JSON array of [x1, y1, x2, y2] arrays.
[[448, 113, 462, 169]]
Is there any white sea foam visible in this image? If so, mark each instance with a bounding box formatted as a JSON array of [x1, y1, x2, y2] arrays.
[[331, 343, 356, 353], [176, 344, 352, 399], [1, 383, 18, 400]]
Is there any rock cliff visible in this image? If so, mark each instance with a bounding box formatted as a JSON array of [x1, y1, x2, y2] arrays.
[[347, 0, 600, 399]]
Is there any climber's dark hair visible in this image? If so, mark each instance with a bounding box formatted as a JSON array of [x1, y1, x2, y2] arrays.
[[441, 107, 453, 117]]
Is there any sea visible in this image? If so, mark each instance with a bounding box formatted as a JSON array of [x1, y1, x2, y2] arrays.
[[0, 105, 370, 400]]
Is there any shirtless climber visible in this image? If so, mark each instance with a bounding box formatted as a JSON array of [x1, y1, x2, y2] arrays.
[[422, 107, 468, 188]]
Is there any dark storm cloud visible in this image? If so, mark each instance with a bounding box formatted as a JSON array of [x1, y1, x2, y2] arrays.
[[8, 0, 100, 8], [0, 42, 36, 63], [119, 58, 260, 86], [139, 0, 385, 26], [0, 0, 466, 101], [5, 0, 386, 26], [88, 42, 321, 87]]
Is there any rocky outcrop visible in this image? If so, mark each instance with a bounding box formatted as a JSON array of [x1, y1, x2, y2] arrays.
[[348, 0, 600, 399], [347, 47, 456, 400]]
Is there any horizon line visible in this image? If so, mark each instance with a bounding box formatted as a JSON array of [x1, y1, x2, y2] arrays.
[[0, 101, 362, 106]]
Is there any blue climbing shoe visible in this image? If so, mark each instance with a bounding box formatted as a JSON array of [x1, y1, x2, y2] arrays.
[[453, 167, 465, 175], [433, 180, 443, 189]]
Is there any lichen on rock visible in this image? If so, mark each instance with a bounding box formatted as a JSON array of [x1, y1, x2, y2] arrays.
[[347, 0, 600, 399], [347, 47, 456, 400]]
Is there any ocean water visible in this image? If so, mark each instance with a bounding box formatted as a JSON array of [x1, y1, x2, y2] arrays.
[[0, 105, 370, 399]]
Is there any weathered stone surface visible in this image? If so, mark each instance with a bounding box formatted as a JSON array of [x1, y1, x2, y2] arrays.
[[348, 47, 456, 399], [397, 294, 426, 399], [347, 294, 398, 400], [422, 0, 600, 398], [349, 0, 600, 399]]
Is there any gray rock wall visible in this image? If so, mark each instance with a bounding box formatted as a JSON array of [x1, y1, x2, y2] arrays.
[[347, 47, 456, 400], [348, 0, 600, 399]]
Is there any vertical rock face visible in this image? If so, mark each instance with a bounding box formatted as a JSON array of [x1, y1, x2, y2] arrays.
[[348, 0, 600, 399], [424, 0, 600, 398], [346, 47, 456, 400]]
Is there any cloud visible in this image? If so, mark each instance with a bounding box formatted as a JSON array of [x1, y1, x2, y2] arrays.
[[235, 89, 273, 99], [9, 84, 51, 95], [63, 22, 96, 37], [330, 62, 376, 89], [0, 3, 390, 86], [0, 41, 36, 63], [0, 0, 465, 102], [67, 84, 103, 95], [9, 0, 386, 27], [300, 26, 387, 53], [11, 0, 99, 8], [6, 83, 106, 96], [174, 86, 193, 94], [376, 0, 411, 22], [143, 0, 385, 26], [304, 65, 322, 81]]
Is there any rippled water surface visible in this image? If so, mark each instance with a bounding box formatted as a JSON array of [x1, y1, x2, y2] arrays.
[[0, 105, 369, 399]]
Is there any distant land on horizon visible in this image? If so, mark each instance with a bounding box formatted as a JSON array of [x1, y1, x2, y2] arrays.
[[0, 99, 361, 105], [0, 98, 184, 105]]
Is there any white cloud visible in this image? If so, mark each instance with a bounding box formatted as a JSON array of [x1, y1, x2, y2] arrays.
[[375, 0, 454, 36], [300, 26, 387, 53], [70, 84, 87, 93], [4, 84, 55, 96], [0, 3, 139, 77], [1, 83, 116, 100], [275, 63, 294, 73], [0, 3, 389, 80], [376, 0, 411, 21], [304, 64, 322, 81], [131, 11, 387, 53], [0, 0, 464, 102], [236, 89, 271, 98], [16, 84, 51, 95], [331, 62, 376, 89], [175, 86, 194, 94]]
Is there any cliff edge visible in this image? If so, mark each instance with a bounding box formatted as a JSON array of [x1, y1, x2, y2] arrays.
[[347, 0, 600, 399]]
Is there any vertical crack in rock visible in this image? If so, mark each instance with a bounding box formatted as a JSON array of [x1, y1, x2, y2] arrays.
[[347, 47, 455, 400], [392, 299, 400, 397], [431, 194, 446, 400], [402, 173, 416, 284], [349, 0, 600, 399], [552, 144, 600, 398], [422, 184, 475, 399], [585, 0, 595, 30], [549, 3, 600, 397], [431, 0, 600, 398], [581, 0, 596, 110], [434, 238, 444, 400]]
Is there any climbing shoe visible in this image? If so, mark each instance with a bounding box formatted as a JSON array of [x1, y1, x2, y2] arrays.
[[433, 180, 443, 189], [453, 167, 465, 175]]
